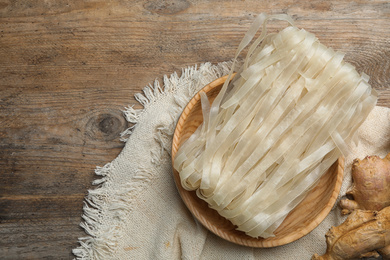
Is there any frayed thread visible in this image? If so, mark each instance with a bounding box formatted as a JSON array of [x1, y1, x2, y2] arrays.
[[74, 163, 155, 259], [73, 163, 116, 260], [135, 79, 164, 107], [121, 106, 140, 142], [74, 226, 119, 260], [121, 62, 232, 142]]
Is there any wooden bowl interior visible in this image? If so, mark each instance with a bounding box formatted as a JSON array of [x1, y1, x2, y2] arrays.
[[171, 76, 344, 248]]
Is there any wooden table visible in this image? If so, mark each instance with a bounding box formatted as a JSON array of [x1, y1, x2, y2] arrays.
[[1, 1, 389, 259]]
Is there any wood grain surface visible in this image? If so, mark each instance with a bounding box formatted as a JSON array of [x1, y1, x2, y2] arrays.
[[0, 0, 389, 259]]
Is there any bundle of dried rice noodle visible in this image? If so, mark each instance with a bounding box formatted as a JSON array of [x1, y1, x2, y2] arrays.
[[173, 13, 377, 238]]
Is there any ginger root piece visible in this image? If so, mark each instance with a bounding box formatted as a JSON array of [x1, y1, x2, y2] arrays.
[[313, 153, 390, 260], [340, 153, 390, 215], [312, 207, 390, 260], [378, 246, 390, 260]]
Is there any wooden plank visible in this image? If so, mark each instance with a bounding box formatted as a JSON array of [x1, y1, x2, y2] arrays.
[[1, 216, 82, 259], [0, 0, 389, 259]]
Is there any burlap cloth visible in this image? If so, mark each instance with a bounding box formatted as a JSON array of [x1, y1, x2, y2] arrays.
[[73, 62, 390, 260]]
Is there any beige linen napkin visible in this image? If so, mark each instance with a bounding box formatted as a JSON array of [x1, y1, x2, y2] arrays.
[[73, 62, 390, 260]]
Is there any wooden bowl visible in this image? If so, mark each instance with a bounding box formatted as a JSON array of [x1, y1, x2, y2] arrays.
[[171, 75, 344, 248]]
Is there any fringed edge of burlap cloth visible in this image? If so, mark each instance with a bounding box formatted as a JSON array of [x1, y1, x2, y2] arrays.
[[72, 62, 233, 259]]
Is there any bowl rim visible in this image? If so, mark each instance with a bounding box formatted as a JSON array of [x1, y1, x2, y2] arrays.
[[171, 75, 344, 248]]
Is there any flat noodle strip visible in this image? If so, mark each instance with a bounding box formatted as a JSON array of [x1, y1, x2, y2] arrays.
[[173, 13, 377, 238]]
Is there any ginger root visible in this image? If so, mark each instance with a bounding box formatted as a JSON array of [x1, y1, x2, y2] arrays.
[[340, 153, 390, 215], [312, 207, 390, 260], [313, 153, 390, 260]]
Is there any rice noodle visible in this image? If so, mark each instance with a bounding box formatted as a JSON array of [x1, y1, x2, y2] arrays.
[[173, 13, 377, 238]]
